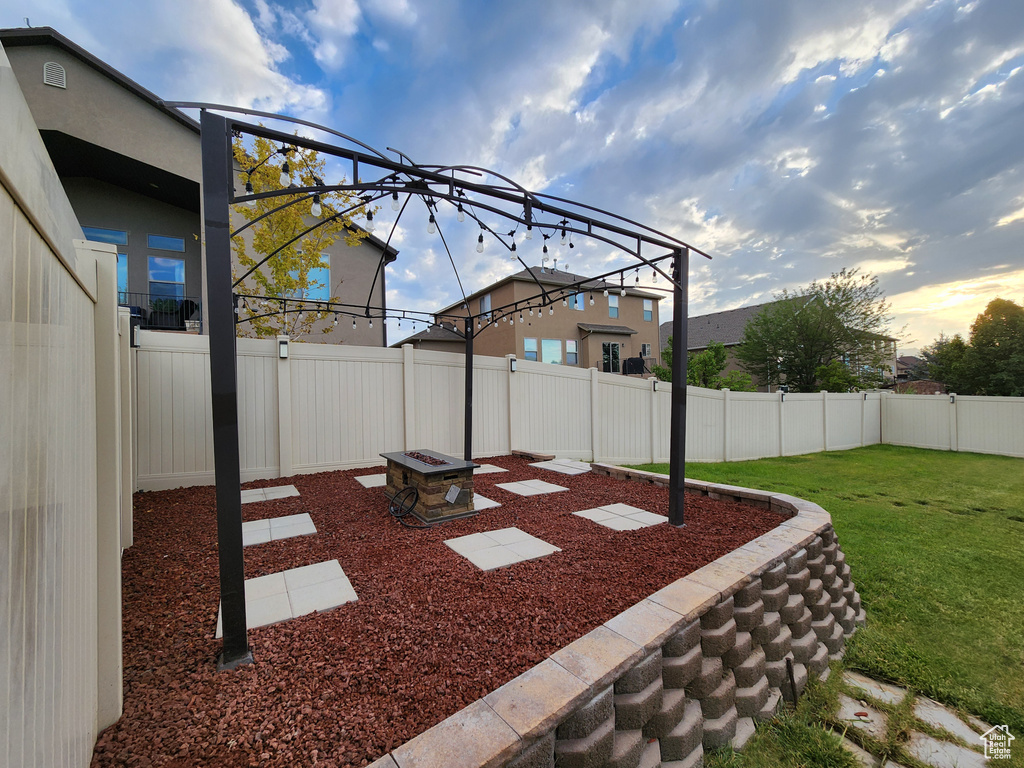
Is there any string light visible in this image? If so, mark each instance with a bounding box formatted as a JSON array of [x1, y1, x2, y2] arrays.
[[391, 191, 400, 211], [310, 194, 322, 218], [427, 214, 436, 234], [332, 314, 338, 326], [652, 270, 658, 283], [562, 297, 567, 307], [519, 312, 524, 323], [542, 244, 548, 255], [529, 307, 534, 316], [560, 228, 567, 246], [603, 287, 609, 298], [589, 293, 595, 306], [365, 209, 374, 233], [279, 161, 291, 187], [352, 318, 356, 329], [525, 225, 533, 240], [635, 269, 640, 285], [510, 242, 517, 261], [549, 306, 553, 315], [476, 232, 485, 253], [244, 180, 255, 208], [457, 203, 465, 222]]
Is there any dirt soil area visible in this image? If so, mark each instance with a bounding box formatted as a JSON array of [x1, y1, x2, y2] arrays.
[[92, 456, 782, 768]]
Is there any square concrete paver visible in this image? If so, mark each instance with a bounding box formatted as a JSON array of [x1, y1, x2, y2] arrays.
[[474, 464, 509, 474], [913, 698, 983, 745], [445, 527, 561, 571], [573, 503, 667, 531], [837, 694, 888, 741], [529, 458, 592, 475], [907, 732, 986, 768], [242, 513, 317, 546], [473, 493, 501, 510], [496, 479, 569, 496], [215, 559, 357, 637], [240, 484, 300, 503], [843, 671, 908, 706], [355, 473, 387, 488]]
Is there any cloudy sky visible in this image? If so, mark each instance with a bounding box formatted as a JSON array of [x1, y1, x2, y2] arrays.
[[4, 0, 1024, 352]]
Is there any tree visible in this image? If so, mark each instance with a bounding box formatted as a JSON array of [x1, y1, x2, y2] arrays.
[[920, 333, 973, 393], [653, 338, 755, 391], [231, 134, 369, 339], [735, 269, 896, 392]]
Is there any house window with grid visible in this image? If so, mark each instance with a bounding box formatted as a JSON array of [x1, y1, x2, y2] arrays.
[[541, 339, 562, 365], [643, 299, 653, 322], [566, 339, 578, 365], [608, 294, 619, 319], [642, 343, 652, 357], [480, 293, 491, 320], [524, 338, 538, 361]]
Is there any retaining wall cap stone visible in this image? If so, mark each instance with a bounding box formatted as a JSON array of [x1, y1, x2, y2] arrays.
[[604, 599, 688, 653], [390, 698, 521, 768], [548, 626, 646, 692], [483, 658, 592, 741], [779, 514, 832, 534], [647, 578, 720, 620], [685, 561, 752, 599]]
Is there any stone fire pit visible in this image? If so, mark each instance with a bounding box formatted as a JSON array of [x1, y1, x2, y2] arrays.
[[381, 449, 479, 523]]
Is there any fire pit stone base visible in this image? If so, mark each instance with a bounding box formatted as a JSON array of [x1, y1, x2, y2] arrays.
[[381, 449, 479, 523]]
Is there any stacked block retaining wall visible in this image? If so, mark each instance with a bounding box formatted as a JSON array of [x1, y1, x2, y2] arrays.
[[370, 468, 865, 768]]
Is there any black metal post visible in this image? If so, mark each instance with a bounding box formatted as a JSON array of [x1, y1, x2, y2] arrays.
[[201, 110, 253, 670], [464, 318, 474, 463], [668, 248, 689, 527]]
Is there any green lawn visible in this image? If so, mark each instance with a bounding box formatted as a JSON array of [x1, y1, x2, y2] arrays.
[[631, 445, 1024, 757]]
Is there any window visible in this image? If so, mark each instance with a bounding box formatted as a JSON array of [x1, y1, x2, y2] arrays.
[[288, 266, 330, 301], [541, 339, 562, 365], [602, 342, 621, 373], [643, 299, 653, 322], [642, 343, 652, 358], [117, 254, 129, 298], [149, 256, 185, 300], [83, 226, 128, 246], [480, 293, 491, 319], [566, 340, 578, 365], [524, 338, 538, 361], [147, 234, 186, 252], [608, 294, 619, 319]]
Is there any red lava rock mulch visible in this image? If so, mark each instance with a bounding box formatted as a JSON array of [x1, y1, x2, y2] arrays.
[[92, 455, 782, 768]]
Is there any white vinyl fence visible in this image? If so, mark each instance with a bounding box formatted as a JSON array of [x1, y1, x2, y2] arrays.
[[882, 393, 1024, 457], [132, 334, 893, 490]]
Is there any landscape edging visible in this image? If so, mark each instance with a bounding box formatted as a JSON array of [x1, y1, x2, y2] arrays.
[[370, 466, 865, 768]]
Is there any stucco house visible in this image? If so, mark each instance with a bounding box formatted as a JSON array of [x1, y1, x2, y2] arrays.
[[0, 25, 395, 345]]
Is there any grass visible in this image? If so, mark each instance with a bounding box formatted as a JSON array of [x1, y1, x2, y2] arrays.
[[631, 445, 1024, 762]]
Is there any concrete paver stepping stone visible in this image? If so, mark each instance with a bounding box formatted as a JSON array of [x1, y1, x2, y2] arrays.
[[496, 479, 569, 496], [355, 473, 387, 488], [843, 671, 908, 706], [573, 503, 667, 531], [474, 464, 509, 474], [240, 484, 300, 503], [242, 513, 317, 546], [838, 694, 889, 741], [839, 736, 880, 767], [529, 459, 592, 475], [445, 527, 561, 571], [907, 732, 986, 768], [215, 559, 357, 637], [473, 493, 501, 510], [913, 698, 983, 746]]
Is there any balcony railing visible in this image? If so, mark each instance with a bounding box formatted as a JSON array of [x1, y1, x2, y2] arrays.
[[118, 291, 202, 333]]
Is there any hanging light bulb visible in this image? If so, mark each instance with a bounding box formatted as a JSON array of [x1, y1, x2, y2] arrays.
[[365, 209, 374, 233], [310, 194, 322, 218], [391, 191, 400, 211], [525, 225, 533, 240], [589, 293, 595, 306], [244, 180, 256, 208], [510, 242, 517, 261], [332, 314, 338, 326], [549, 306, 554, 315], [652, 270, 658, 283], [476, 232, 484, 253], [279, 161, 291, 187], [352, 318, 357, 329], [561, 228, 567, 246], [529, 307, 534, 316], [603, 288, 609, 298], [427, 214, 436, 234], [542, 244, 548, 255], [457, 203, 465, 222], [369, 318, 373, 328], [635, 270, 640, 285], [477, 320, 481, 329], [562, 297, 568, 307]]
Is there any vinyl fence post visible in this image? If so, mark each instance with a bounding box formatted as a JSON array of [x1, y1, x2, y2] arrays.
[[649, 377, 659, 463], [277, 335, 293, 478], [822, 390, 829, 452], [949, 393, 958, 452], [403, 343, 416, 450], [778, 390, 785, 457], [506, 355, 518, 454], [722, 388, 731, 461], [591, 366, 601, 463]]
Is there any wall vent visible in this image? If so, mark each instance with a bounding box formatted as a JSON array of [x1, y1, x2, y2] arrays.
[[42, 61, 66, 89]]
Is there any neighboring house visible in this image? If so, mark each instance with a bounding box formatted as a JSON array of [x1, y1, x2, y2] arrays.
[[0, 26, 395, 346], [398, 266, 662, 373], [895, 355, 926, 381], [658, 299, 898, 391]]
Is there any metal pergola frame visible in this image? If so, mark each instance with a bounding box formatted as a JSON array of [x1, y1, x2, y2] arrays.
[[177, 101, 707, 670]]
